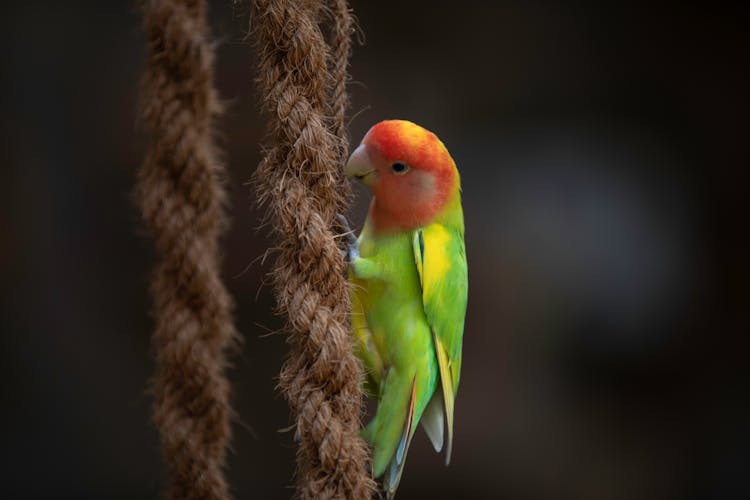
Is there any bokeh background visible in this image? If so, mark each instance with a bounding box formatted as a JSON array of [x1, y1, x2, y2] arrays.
[[1, 1, 747, 498]]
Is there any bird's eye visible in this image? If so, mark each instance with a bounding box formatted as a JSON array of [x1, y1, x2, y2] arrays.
[[391, 162, 410, 174]]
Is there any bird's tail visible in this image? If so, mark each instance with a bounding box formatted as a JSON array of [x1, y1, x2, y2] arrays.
[[382, 377, 417, 499]]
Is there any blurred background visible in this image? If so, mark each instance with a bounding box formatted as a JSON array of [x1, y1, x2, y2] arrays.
[[1, 1, 747, 498]]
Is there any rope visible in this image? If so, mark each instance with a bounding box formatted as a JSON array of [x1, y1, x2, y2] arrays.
[[252, 0, 376, 498], [137, 1, 236, 498], [327, 0, 354, 168]]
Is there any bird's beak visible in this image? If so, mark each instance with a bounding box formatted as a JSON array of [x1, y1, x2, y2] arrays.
[[345, 143, 376, 186]]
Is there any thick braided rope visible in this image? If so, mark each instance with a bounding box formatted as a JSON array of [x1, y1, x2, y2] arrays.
[[137, 1, 235, 498], [252, 0, 376, 498]]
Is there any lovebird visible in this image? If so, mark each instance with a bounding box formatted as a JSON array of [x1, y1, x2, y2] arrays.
[[342, 120, 467, 497]]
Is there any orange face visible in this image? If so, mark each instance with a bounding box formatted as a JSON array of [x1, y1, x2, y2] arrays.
[[346, 120, 458, 233]]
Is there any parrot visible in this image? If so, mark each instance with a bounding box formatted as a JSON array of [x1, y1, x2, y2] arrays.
[[341, 120, 467, 497]]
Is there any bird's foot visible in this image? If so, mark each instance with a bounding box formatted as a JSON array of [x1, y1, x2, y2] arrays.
[[336, 213, 360, 264]]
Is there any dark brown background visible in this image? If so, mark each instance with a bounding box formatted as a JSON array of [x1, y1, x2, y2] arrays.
[[1, 1, 747, 499]]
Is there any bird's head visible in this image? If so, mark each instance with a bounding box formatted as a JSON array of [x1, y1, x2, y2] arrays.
[[345, 120, 459, 232]]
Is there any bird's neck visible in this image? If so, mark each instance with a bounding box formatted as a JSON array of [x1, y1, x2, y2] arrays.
[[368, 189, 463, 236]]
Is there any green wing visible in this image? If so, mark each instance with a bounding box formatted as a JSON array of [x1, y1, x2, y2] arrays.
[[413, 222, 467, 463]]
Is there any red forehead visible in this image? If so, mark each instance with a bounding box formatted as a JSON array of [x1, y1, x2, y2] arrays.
[[364, 120, 449, 173]]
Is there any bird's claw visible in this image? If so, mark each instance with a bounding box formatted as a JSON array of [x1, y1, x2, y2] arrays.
[[337, 213, 360, 264]]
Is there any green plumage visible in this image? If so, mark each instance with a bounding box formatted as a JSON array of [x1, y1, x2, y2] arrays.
[[349, 194, 467, 496]]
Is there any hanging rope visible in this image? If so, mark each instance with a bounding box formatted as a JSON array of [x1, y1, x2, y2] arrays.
[[252, 0, 376, 498], [137, 1, 236, 499], [327, 0, 354, 168]]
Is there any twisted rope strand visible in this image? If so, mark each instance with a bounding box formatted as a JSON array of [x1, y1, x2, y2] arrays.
[[327, 0, 354, 170], [252, 0, 375, 498], [138, 1, 236, 498]]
